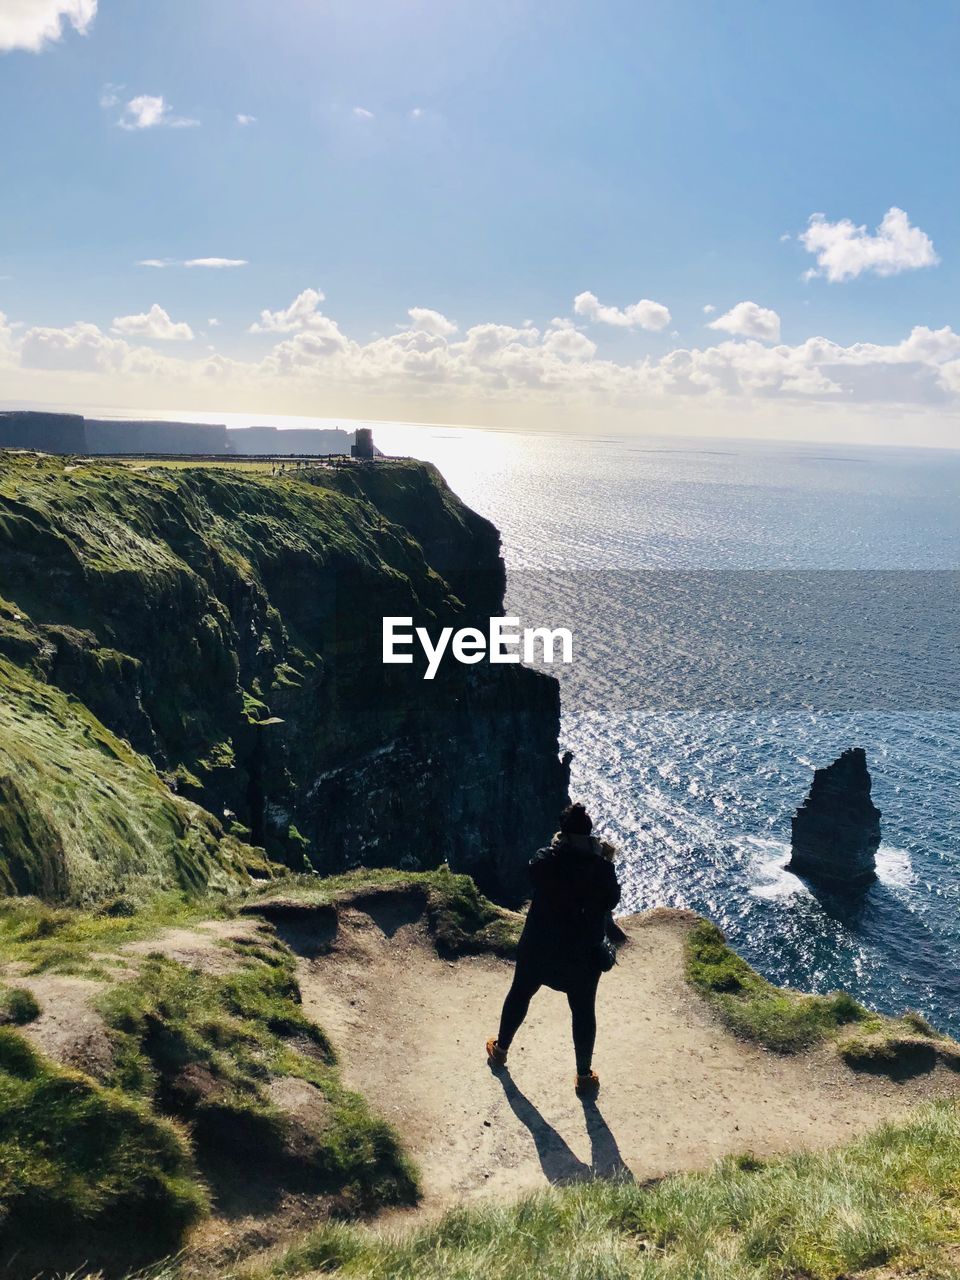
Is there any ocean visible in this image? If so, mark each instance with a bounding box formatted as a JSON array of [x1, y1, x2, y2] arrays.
[[368, 423, 960, 1034]]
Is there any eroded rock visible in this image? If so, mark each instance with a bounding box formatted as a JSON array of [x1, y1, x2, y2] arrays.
[[788, 747, 881, 887]]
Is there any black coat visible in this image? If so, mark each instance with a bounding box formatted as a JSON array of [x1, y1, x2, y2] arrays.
[[515, 838, 622, 991]]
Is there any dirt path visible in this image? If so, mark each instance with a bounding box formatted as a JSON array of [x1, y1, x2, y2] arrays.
[[297, 899, 960, 1213]]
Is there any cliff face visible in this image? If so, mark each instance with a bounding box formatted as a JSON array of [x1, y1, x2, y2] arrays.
[[0, 411, 352, 457], [0, 412, 86, 454], [85, 419, 230, 454], [226, 426, 352, 455], [0, 454, 567, 904]]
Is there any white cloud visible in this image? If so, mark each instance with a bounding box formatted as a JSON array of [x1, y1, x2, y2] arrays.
[[249, 288, 330, 334], [542, 326, 597, 360], [410, 107, 424, 119], [353, 106, 374, 120], [800, 207, 938, 283], [185, 257, 247, 269], [111, 304, 194, 342], [236, 113, 256, 126], [118, 95, 199, 131], [8, 291, 960, 431], [573, 290, 671, 331], [208, 318, 221, 327], [702, 304, 716, 314], [0, 312, 17, 367], [407, 308, 457, 337], [0, 0, 95, 53], [649, 325, 960, 404], [21, 321, 129, 372], [137, 257, 247, 269], [708, 301, 781, 343]]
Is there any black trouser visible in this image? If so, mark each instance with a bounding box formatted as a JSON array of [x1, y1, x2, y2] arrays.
[[497, 963, 601, 1075]]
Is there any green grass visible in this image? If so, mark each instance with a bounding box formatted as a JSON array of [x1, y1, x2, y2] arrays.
[[0, 865, 519, 979], [0, 1026, 205, 1272], [0, 984, 40, 1024], [0, 886, 421, 1270], [685, 919, 959, 1064], [0, 452, 502, 897], [247, 1100, 960, 1280], [98, 938, 418, 1211], [423, 866, 523, 957], [8, 883, 960, 1279], [0, 892, 226, 976], [0, 652, 257, 905], [839, 1013, 960, 1072], [247, 865, 523, 958]]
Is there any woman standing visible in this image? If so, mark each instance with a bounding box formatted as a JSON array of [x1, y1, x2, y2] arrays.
[[486, 803, 622, 1096]]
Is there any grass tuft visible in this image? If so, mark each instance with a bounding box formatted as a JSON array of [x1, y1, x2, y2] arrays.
[[0, 1026, 206, 1272], [0, 893, 221, 976], [688, 919, 880, 1053], [685, 920, 960, 1070], [245, 866, 522, 959], [424, 865, 523, 958], [0, 984, 41, 1024]]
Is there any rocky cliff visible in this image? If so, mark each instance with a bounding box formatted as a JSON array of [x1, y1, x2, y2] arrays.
[[0, 453, 567, 905], [0, 412, 86, 454], [0, 411, 353, 456], [788, 747, 881, 887]]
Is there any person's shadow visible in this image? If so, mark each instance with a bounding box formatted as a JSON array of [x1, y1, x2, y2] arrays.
[[581, 1096, 632, 1178], [493, 1069, 632, 1184]]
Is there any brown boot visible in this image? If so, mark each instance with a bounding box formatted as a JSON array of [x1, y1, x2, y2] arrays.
[[575, 1070, 600, 1097], [486, 1038, 508, 1067]]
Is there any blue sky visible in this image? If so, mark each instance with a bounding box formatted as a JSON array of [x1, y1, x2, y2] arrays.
[[2, 0, 960, 444]]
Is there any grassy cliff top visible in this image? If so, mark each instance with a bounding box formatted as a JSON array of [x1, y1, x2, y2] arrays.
[[0, 452, 495, 593]]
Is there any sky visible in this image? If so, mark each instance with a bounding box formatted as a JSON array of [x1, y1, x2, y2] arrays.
[[1, 0, 960, 445]]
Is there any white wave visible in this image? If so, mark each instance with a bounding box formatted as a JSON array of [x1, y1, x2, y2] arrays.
[[875, 844, 915, 888], [742, 836, 914, 896], [736, 835, 813, 901]]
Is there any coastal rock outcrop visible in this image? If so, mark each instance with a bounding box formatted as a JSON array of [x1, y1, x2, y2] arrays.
[[0, 453, 568, 905], [788, 747, 881, 887]]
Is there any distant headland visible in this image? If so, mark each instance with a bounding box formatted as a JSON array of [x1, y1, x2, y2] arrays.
[[0, 409, 378, 458]]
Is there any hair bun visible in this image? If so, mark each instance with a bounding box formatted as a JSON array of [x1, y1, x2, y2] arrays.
[[559, 802, 593, 835]]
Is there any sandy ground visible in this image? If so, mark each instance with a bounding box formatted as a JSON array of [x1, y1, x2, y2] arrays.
[[298, 898, 960, 1213]]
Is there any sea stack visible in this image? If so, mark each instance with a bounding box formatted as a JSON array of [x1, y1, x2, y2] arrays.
[[788, 747, 881, 887]]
